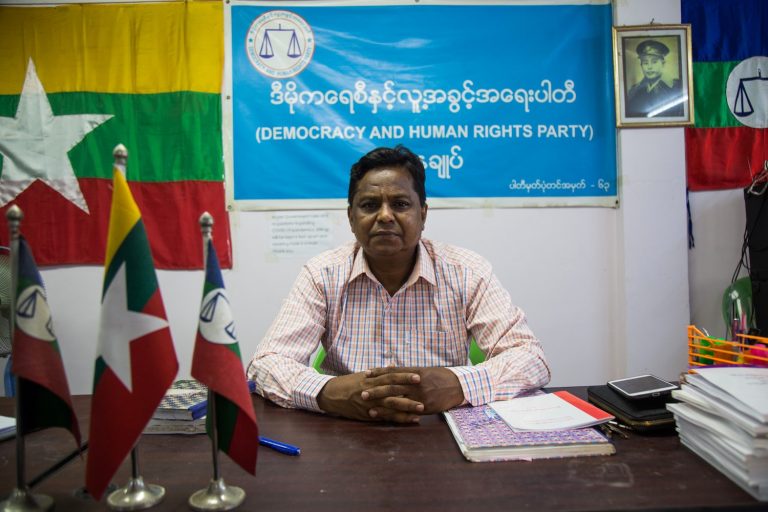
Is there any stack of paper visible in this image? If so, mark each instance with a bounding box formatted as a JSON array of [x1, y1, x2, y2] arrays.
[[145, 379, 256, 435], [145, 380, 208, 435], [0, 415, 15, 441], [490, 391, 614, 431], [668, 366, 768, 501]]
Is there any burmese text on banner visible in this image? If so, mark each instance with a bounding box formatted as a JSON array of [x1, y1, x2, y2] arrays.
[[227, 0, 616, 209], [682, 0, 768, 191], [0, 2, 232, 269]]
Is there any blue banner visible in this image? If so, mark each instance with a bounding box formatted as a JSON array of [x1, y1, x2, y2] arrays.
[[227, 1, 616, 209]]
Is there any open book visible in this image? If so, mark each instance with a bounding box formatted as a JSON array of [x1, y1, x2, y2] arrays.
[[444, 404, 615, 462], [489, 391, 614, 431]]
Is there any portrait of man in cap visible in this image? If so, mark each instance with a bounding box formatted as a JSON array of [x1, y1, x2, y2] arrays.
[[625, 38, 685, 118]]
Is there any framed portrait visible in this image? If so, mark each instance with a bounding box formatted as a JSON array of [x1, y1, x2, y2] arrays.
[[612, 24, 694, 128]]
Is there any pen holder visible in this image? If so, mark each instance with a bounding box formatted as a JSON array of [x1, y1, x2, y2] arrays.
[[687, 325, 768, 368]]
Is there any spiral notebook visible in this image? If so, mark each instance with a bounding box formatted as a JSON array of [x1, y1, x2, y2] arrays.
[[443, 405, 615, 462]]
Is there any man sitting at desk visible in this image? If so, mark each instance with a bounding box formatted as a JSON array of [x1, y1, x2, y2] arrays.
[[247, 145, 550, 423]]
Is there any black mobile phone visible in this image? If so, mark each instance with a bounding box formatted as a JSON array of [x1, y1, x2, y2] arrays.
[[607, 375, 677, 400]]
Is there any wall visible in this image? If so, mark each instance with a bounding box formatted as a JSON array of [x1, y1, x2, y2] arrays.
[[689, 190, 747, 338], [3, 0, 711, 395]]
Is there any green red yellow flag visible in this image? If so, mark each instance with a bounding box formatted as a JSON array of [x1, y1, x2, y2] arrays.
[[85, 162, 178, 500], [0, 2, 231, 268]]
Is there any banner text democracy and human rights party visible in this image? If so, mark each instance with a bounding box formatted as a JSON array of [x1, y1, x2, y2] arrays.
[[226, 0, 616, 209]]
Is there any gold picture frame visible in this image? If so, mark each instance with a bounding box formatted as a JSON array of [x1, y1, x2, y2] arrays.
[[612, 24, 694, 128]]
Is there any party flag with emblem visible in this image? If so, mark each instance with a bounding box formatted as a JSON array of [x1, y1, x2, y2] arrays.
[[191, 238, 258, 475], [11, 235, 81, 445], [85, 163, 178, 500], [682, 0, 768, 190], [0, 1, 231, 269]]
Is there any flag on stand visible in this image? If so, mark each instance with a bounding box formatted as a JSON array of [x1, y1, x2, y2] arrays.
[[11, 235, 80, 445], [191, 238, 258, 475], [0, 1, 232, 269], [85, 163, 178, 500], [682, 0, 768, 190]]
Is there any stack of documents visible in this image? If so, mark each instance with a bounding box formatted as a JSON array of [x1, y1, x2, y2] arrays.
[[668, 367, 768, 501], [145, 380, 208, 435], [490, 391, 614, 431], [145, 379, 256, 435], [0, 414, 15, 441]]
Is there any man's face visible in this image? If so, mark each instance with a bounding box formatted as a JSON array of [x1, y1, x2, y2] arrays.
[[640, 55, 664, 81], [348, 166, 427, 262]]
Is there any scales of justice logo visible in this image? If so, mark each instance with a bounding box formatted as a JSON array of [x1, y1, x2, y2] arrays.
[[246, 10, 315, 79], [16, 285, 56, 342], [727, 56, 768, 129]]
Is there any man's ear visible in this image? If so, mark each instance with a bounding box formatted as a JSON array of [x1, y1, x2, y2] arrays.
[[421, 203, 428, 230], [347, 206, 353, 231]]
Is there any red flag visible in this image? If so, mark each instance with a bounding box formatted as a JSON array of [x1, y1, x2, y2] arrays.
[[85, 166, 178, 499], [682, 0, 768, 190], [191, 238, 258, 474], [11, 235, 81, 445]]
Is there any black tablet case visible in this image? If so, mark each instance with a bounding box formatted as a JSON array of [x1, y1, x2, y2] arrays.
[[587, 384, 676, 432]]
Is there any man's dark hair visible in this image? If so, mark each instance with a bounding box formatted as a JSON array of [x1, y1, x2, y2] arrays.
[[348, 145, 426, 206]]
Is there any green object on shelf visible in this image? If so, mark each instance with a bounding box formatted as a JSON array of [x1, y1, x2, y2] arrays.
[[721, 276, 753, 339], [697, 338, 714, 365]]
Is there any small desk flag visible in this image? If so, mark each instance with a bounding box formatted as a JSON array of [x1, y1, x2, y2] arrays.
[[11, 235, 81, 445], [191, 239, 258, 474], [85, 164, 178, 500]]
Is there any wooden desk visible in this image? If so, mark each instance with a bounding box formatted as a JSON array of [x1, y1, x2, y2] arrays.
[[0, 390, 761, 511]]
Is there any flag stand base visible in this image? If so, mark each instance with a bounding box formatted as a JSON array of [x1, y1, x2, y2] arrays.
[[188, 478, 245, 511], [0, 487, 53, 512], [106, 476, 165, 511]]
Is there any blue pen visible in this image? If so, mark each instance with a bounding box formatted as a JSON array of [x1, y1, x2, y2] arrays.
[[258, 436, 301, 456]]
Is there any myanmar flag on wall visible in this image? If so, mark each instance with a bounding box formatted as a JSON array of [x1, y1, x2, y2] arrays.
[[192, 238, 258, 475], [0, 2, 232, 269], [683, 0, 768, 190]]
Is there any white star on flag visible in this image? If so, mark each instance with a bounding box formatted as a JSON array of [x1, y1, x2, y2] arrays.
[[97, 263, 168, 393], [0, 59, 113, 213]]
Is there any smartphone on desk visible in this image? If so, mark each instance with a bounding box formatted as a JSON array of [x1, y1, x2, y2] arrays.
[[607, 374, 677, 400]]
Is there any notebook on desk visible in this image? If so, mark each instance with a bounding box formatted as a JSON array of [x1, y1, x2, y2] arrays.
[[443, 404, 615, 462]]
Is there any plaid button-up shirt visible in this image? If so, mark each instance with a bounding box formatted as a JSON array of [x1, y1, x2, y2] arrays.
[[247, 239, 550, 412]]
